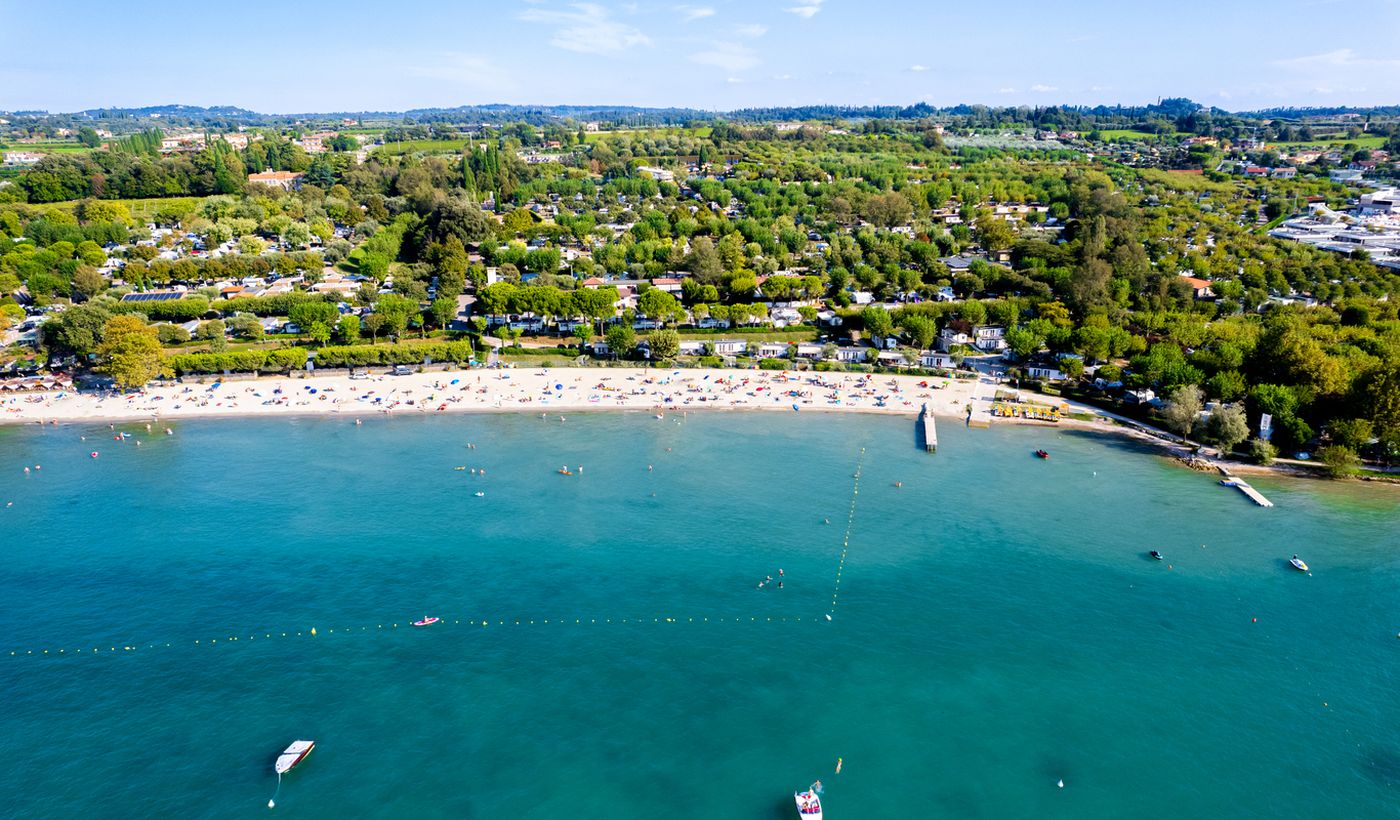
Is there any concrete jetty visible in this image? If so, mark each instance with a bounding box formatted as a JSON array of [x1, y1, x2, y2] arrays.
[[919, 403, 937, 452], [1217, 468, 1275, 507]]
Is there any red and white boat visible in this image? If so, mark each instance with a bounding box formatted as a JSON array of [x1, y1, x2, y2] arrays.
[[413, 616, 440, 627], [794, 784, 823, 818], [274, 740, 315, 776]]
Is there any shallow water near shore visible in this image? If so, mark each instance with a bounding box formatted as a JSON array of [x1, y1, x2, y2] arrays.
[[2, 412, 1398, 818]]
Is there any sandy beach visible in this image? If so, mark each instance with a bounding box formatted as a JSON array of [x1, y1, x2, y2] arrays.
[[7, 365, 1368, 483], [1, 367, 1018, 426]]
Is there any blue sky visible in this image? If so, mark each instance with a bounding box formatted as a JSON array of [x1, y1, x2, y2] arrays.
[[3, 0, 1399, 113]]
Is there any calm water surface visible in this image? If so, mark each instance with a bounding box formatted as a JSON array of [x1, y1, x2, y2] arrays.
[[1, 412, 1397, 818]]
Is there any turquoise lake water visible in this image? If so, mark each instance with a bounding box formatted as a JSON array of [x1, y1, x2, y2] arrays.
[[1, 411, 1398, 818]]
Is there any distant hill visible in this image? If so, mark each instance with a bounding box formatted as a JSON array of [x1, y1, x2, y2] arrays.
[[78, 104, 264, 121], [4, 98, 1395, 129], [1238, 105, 1400, 120]]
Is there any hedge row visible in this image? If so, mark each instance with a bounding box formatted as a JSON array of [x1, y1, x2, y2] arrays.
[[168, 348, 309, 375], [210, 292, 336, 317], [678, 325, 816, 336], [112, 297, 210, 322], [310, 342, 477, 368], [506, 346, 578, 357]]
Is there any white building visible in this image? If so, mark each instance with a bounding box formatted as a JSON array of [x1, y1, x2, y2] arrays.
[[2, 152, 45, 165], [1360, 189, 1400, 214], [974, 326, 1007, 352], [920, 351, 955, 369], [937, 326, 972, 352]]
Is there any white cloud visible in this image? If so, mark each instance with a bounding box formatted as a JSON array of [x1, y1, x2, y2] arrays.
[[996, 87, 1017, 94], [1030, 83, 1057, 93], [1275, 48, 1391, 68], [518, 3, 651, 55], [675, 5, 715, 22], [735, 23, 768, 38], [690, 42, 759, 73], [726, 77, 744, 84], [405, 52, 514, 92], [772, 73, 793, 81], [908, 64, 929, 72], [786, 0, 823, 18]]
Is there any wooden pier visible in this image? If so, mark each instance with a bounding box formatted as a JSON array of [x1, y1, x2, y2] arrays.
[[1217, 468, 1274, 507], [919, 403, 937, 452]]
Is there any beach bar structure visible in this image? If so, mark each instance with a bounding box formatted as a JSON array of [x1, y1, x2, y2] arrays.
[[919, 403, 937, 452], [0, 373, 72, 392]]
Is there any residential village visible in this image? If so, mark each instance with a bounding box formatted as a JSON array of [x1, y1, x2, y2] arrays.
[[5, 101, 1400, 464]]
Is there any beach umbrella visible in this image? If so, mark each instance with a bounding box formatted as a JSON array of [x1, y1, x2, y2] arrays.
[[556, 384, 563, 390]]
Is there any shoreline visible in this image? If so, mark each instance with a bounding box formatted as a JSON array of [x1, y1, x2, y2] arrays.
[[4, 365, 1391, 488], [1, 366, 989, 426]]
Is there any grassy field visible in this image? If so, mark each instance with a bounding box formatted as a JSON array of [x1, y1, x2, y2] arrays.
[[1135, 167, 1236, 194], [373, 139, 471, 156], [1273, 135, 1387, 150], [29, 196, 208, 219], [584, 127, 711, 143], [1, 141, 95, 154], [1098, 129, 1175, 141]]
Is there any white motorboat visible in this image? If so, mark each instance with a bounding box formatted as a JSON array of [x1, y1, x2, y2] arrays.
[[275, 740, 315, 775], [1290, 555, 1309, 572], [794, 784, 823, 818]]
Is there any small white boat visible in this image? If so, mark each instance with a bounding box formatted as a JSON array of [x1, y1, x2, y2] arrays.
[[275, 740, 315, 775], [1290, 555, 1309, 572], [794, 785, 823, 818]]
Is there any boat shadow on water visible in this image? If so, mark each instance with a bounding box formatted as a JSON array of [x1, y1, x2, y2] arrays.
[[1360, 745, 1400, 788]]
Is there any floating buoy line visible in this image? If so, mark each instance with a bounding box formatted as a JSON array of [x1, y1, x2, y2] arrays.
[[6, 615, 826, 660], [827, 447, 866, 620], [10, 449, 872, 661]]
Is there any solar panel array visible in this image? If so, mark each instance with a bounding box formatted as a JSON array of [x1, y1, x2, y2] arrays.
[[120, 292, 186, 302]]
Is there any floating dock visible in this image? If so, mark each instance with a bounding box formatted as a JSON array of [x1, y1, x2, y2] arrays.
[[919, 403, 937, 452], [1219, 474, 1274, 507]]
